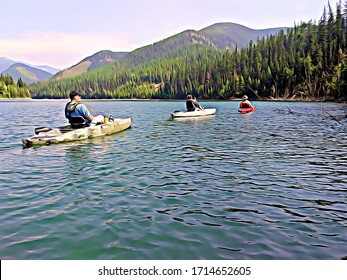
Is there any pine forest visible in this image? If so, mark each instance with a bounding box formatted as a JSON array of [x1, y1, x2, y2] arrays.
[[0, 74, 31, 98]]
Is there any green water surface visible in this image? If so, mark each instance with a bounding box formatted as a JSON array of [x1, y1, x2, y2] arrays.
[[0, 100, 346, 259]]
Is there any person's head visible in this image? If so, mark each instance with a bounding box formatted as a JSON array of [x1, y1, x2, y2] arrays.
[[187, 94, 192, 99], [242, 95, 248, 100], [69, 90, 82, 101]]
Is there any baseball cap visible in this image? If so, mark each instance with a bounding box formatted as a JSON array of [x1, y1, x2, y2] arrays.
[[69, 90, 82, 100]]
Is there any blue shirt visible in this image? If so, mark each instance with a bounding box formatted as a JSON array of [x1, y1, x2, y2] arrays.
[[66, 102, 92, 125]]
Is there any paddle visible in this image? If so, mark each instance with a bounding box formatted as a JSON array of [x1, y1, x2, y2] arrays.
[[34, 127, 53, 135], [323, 109, 341, 124], [286, 106, 294, 114], [286, 106, 302, 116]]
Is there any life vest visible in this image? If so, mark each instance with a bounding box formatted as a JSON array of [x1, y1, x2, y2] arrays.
[[65, 102, 88, 128], [240, 101, 251, 109], [186, 100, 197, 111]]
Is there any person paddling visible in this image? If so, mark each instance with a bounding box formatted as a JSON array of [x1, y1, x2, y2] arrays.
[[239, 95, 255, 110], [65, 90, 106, 127], [186, 94, 204, 111]]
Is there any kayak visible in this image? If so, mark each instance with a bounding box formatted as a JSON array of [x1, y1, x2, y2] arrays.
[[171, 108, 216, 119], [238, 107, 256, 114], [22, 117, 132, 148]]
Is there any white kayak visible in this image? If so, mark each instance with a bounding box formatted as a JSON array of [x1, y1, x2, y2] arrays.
[[171, 108, 216, 119], [22, 117, 132, 148]]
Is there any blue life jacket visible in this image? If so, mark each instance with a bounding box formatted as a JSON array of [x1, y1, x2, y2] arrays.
[[64, 102, 88, 128]]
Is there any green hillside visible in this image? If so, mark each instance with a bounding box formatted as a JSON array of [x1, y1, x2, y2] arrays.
[[51, 24, 284, 81], [51, 50, 128, 80], [30, 36, 222, 99], [29, 23, 284, 99], [29, 7, 347, 102]]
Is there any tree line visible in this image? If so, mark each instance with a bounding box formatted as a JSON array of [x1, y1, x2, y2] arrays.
[[27, 1, 347, 101], [0, 74, 31, 98]]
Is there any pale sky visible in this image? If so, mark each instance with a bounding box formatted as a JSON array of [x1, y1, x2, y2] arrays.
[[0, 0, 334, 69]]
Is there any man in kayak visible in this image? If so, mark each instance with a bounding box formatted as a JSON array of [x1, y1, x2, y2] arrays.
[[65, 90, 105, 127], [186, 94, 204, 111], [239, 95, 255, 109]]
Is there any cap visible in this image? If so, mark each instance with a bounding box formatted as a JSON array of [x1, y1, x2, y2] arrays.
[[242, 95, 248, 100], [69, 90, 81, 100]]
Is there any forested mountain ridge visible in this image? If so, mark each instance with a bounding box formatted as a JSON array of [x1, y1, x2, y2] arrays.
[[29, 23, 287, 99], [51, 50, 128, 80], [26, 3, 347, 102], [113, 30, 219, 67], [200, 22, 287, 50], [47, 23, 286, 81]]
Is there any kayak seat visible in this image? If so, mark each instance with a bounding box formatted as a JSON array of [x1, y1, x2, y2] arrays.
[[67, 116, 88, 128], [186, 100, 196, 112]]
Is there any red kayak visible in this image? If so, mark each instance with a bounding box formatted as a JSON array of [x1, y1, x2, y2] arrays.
[[238, 107, 256, 114]]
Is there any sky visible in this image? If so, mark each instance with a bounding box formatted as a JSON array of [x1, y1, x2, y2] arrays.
[[0, 0, 335, 69]]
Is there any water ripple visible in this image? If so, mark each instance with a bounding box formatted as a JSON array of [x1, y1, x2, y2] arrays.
[[0, 100, 346, 259]]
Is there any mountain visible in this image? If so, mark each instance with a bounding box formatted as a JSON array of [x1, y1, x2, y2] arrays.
[[51, 50, 128, 80], [115, 22, 288, 66], [2, 63, 53, 84], [200, 22, 288, 49], [0, 57, 17, 73], [111, 29, 216, 68], [74, 23, 288, 76], [49, 23, 287, 81], [29, 22, 289, 98]]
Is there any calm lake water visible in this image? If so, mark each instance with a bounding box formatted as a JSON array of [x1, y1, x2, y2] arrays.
[[0, 100, 346, 260]]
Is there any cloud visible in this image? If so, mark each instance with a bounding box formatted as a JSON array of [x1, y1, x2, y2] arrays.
[[0, 32, 134, 69]]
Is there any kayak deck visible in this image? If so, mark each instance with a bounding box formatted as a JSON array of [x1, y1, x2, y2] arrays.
[[171, 108, 216, 118], [238, 107, 256, 114], [22, 117, 132, 148]]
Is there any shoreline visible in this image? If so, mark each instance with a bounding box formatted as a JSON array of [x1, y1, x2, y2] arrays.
[[0, 97, 346, 103]]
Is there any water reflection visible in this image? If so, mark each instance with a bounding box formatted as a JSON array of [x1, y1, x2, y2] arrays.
[[170, 115, 216, 122]]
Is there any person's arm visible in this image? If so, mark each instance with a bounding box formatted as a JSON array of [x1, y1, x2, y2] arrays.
[[193, 99, 203, 110], [246, 100, 254, 108], [77, 104, 94, 121]]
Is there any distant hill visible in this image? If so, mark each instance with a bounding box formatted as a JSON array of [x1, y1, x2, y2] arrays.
[[51, 50, 128, 80], [200, 22, 288, 49], [0, 57, 17, 73], [2, 63, 53, 84]]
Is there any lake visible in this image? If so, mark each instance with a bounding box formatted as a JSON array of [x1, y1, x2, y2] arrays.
[[0, 100, 346, 260]]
